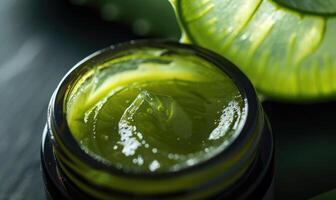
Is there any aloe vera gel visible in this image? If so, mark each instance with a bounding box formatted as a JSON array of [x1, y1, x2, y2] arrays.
[[66, 45, 246, 173], [41, 41, 273, 199]]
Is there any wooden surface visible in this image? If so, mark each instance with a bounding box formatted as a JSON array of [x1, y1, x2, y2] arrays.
[[0, 0, 335, 199]]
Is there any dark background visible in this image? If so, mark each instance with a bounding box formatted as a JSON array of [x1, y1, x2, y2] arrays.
[[0, 0, 335, 199]]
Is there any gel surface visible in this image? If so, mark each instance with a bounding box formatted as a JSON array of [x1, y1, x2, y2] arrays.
[[66, 47, 247, 173]]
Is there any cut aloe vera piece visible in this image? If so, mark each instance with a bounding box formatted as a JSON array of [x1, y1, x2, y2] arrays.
[[170, 0, 336, 101], [71, 0, 180, 38]]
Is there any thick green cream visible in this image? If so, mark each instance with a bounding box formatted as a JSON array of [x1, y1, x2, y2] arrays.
[[66, 47, 247, 173]]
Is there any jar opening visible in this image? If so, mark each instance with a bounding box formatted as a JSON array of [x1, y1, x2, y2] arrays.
[[49, 40, 260, 178]]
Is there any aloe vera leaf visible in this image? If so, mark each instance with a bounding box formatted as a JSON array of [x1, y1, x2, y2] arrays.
[[171, 0, 336, 101], [275, 0, 336, 15]]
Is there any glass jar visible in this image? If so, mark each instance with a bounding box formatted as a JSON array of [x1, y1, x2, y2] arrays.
[[41, 40, 274, 200]]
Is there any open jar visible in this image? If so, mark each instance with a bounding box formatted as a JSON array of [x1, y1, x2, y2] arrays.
[[41, 40, 273, 200]]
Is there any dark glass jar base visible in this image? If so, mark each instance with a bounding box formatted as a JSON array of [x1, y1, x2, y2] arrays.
[[41, 118, 274, 200]]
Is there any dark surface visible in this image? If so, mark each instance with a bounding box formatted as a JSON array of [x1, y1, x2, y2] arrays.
[[0, 0, 335, 200]]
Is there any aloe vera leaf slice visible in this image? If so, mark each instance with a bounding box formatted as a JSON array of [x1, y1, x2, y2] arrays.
[[171, 0, 336, 101]]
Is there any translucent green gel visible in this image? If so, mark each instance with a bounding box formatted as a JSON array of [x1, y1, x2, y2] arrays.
[[66, 47, 247, 173]]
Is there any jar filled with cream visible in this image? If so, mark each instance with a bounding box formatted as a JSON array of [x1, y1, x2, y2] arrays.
[[41, 40, 273, 200]]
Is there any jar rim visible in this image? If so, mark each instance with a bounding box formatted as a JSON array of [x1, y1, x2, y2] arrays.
[[48, 39, 260, 179]]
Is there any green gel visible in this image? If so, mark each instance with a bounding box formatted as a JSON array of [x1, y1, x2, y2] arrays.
[[66, 47, 247, 173]]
